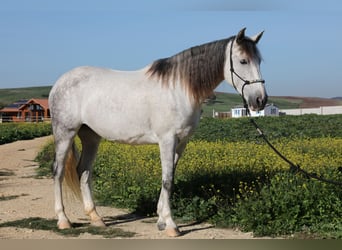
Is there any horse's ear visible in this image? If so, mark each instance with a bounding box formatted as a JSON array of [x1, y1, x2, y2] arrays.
[[236, 27, 246, 44], [251, 31, 264, 44]]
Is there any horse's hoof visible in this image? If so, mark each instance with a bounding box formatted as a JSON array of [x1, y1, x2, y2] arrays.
[[58, 220, 72, 230], [165, 227, 181, 237], [91, 219, 106, 227]]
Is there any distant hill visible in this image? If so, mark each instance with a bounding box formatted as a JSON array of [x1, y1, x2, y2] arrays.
[[1, 86, 341, 117], [202, 92, 301, 117], [202, 92, 342, 117], [270, 96, 342, 108], [0, 86, 52, 108]]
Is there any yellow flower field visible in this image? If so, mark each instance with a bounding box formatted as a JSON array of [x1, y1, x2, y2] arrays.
[[94, 138, 342, 184], [93, 138, 342, 213]]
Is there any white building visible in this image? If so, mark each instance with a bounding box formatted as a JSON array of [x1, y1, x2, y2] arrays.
[[231, 103, 279, 118], [280, 106, 342, 116]]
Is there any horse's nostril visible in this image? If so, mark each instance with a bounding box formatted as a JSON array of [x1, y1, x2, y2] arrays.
[[256, 97, 263, 106], [256, 96, 267, 108]]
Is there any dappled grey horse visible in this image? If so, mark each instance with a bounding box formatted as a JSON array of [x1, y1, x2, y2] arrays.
[[49, 28, 267, 237]]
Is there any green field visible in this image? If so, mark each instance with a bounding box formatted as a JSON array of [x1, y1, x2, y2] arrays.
[[0, 86, 52, 108], [34, 114, 342, 238]]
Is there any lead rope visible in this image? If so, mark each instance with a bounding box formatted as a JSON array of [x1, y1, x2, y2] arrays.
[[229, 37, 341, 186], [245, 100, 342, 187]]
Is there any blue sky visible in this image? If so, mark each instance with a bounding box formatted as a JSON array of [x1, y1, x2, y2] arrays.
[[0, 0, 341, 98]]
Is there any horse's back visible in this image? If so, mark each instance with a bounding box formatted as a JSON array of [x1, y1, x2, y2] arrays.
[[49, 66, 143, 127], [50, 66, 147, 109], [49, 65, 200, 143], [51, 66, 144, 94]]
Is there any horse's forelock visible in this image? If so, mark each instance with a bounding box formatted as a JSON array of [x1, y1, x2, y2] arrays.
[[237, 38, 262, 62]]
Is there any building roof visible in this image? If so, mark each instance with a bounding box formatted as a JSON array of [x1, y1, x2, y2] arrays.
[[0, 100, 28, 113], [19, 98, 49, 110], [0, 99, 49, 113], [0, 107, 20, 113]]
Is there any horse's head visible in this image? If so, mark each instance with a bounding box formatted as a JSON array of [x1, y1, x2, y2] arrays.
[[225, 28, 268, 111]]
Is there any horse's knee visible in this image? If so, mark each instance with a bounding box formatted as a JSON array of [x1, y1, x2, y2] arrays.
[[162, 179, 172, 191]]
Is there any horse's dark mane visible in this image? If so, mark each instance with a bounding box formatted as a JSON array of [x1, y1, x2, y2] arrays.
[[147, 36, 261, 104]]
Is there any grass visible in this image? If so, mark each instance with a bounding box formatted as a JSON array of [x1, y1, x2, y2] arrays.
[[0, 195, 21, 201], [267, 96, 302, 109], [0, 169, 15, 177], [202, 92, 243, 117], [0, 86, 52, 108], [201, 92, 304, 117], [0, 193, 28, 201], [0, 217, 136, 238]]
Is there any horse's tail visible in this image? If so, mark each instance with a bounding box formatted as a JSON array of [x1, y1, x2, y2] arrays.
[[63, 142, 82, 200]]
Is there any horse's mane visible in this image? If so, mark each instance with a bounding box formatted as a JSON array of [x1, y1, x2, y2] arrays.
[[147, 36, 262, 104]]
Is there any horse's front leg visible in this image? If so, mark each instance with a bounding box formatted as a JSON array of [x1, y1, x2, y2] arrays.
[[157, 136, 180, 237]]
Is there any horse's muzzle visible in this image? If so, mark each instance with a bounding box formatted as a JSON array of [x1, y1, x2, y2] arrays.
[[248, 94, 268, 111]]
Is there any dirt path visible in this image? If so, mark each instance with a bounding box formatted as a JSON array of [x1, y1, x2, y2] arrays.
[[0, 136, 261, 239]]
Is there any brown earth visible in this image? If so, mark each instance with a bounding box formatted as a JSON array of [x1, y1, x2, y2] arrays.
[[0, 136, 271, 239], [274, 96, 342, 108]]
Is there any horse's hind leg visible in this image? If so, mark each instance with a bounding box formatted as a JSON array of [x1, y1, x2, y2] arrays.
[[77, 125, 105, 227], [53, 129, 77, 229]]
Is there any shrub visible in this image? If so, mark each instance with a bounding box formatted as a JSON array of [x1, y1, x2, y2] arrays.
[[228, 171, 342, 238], [0, 122, 52, 144], [93, 143, 162, 215], [35, 139, 55, 177]]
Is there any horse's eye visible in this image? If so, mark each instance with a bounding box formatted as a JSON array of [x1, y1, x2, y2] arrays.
[[240, 59, 248, 65]]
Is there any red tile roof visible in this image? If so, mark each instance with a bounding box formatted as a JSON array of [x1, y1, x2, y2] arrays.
[[1, 99, 49, 112], [20, 99, 49, 110]]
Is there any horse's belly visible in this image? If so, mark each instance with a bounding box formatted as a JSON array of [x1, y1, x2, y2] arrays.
[[109, 133, 158, 145], [84, 116, 158, 145], [84, 112, 197, 145]]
